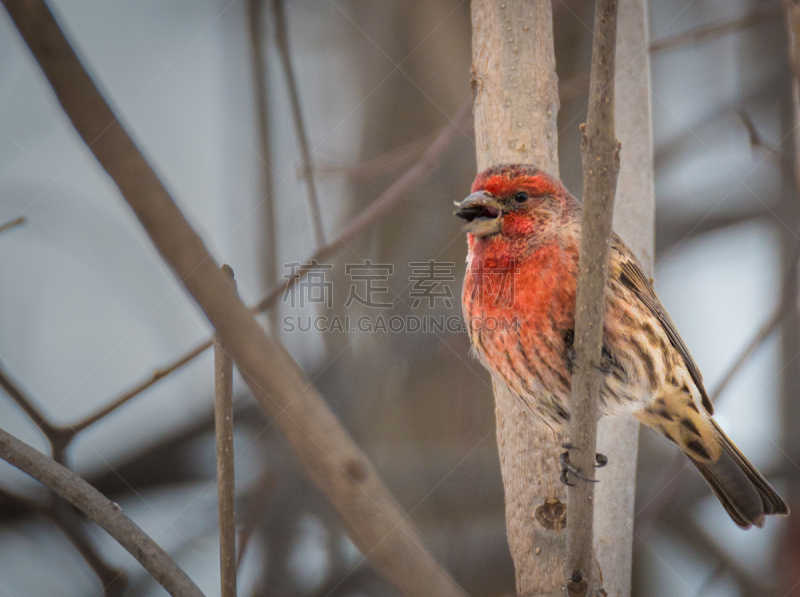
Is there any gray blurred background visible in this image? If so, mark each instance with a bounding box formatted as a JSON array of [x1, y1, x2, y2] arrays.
[[0, 1, 797, 596]]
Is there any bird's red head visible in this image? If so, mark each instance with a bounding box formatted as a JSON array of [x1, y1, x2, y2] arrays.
[[455, 164, 575, 242]]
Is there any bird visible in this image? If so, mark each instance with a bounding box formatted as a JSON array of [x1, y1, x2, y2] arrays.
[[456, 163, 789, 529]]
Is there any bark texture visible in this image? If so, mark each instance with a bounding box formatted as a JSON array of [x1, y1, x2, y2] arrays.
[[471, 2, 563, 595], [214, 266, 237, 597], [566, 0, 621, 594]]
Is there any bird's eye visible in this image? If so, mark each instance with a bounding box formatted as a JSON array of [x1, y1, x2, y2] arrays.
[[514, 191, 529, 203]]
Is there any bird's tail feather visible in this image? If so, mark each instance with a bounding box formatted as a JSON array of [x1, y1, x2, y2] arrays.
[[688, 420, 788, 529]]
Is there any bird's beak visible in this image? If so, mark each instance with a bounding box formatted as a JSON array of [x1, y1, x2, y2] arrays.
[[454, 191, 502, 237]]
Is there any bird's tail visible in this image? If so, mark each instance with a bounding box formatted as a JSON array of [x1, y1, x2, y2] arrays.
[[688, 420, 789, 529]]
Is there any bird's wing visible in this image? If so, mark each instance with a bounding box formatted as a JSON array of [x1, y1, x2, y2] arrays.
[[611, 235, 713, 415]]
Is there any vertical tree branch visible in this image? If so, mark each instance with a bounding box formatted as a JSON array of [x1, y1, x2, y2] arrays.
[[471, 2, 563, 595], [781, 6, 800, 594], [247, 0, 279, 332], [566, 0, 620, 595], [788, 0, 800, 192], [215, 266, 237, 597], [593, 0, 652, 595], [271, 0, 325, 248]]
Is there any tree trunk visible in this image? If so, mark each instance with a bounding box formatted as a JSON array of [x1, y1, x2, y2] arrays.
[[472, 1, 649, 594], [471, 2, 563, 595]]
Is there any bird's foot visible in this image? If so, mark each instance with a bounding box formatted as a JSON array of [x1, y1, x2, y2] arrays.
[[559, 444, 606, 485]]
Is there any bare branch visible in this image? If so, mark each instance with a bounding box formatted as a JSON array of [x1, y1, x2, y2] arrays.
[[51, 498, 128, 597], [0, 216, 26, 235], [248, 0, 279, 331], [312, 130, 442, 181], [252, 100, 470, 313], [271, 0, 325, 247], [66, 100, 469, 437], [69, 338, 212, 434], [593, 0, 653, 594], [310, 72, 586, 183], [709, 301, 787, 403], [660, 512, 774, 595], [3, 3, 466, 595], [0, 484, 127, 595], [0, 427, 203, 597], [650, 4, 783, 54], [215, 265, 237, 597], [566, 0, 621, 594], [0, 361, 56, 436], [0, 359, 132, 594]]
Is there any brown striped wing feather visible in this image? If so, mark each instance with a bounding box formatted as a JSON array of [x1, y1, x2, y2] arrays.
[[611, 236, 714, 415]]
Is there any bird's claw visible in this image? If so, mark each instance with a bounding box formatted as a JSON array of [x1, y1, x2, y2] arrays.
[[559, 445, 606, 485]]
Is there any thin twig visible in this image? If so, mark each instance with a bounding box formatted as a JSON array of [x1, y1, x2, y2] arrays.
[[247, 0, 279, 333], [661, 511, 774, 595], [66, 101, 470, 436], [0, 216, 26, 235], [253, 101, 471, 312], [0, 484, 127, 596], [271, 0, 325, 248], [0, 362, 56, 435], [215, 265, 237, 597], [0, 427, 203, 597], [0, 365, 130, 593], [312, 73, 586, 182], [312, 131, 442, 181], [51, 498, 128, 597], [566, 0, 621, 595], [709, 300, 787, 403], [68, 338, 212, 434], [592, 2, 653, 593], [5, 3, 466, 594], [650, 4, 783, 54]]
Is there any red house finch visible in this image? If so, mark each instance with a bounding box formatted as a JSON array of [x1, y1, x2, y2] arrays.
[[457, 163, 789, 529]]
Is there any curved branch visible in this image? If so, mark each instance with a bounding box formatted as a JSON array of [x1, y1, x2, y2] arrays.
[[0, 427, 203, 597]]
